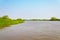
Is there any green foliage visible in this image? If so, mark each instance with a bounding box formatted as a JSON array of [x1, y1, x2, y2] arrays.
[[50, 17, 58, 21], [0, 15, 24, 29], [25, 17, 60, 21], [2, 15, 9, 19]]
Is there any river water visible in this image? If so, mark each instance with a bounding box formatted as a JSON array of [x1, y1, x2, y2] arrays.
[[0, 21, 60, 40]]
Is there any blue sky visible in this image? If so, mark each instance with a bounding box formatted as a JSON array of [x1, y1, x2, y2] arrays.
[[0, 0, 60, 19]]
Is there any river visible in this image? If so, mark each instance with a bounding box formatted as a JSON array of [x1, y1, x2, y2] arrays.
[[0, 21, 60, 40]]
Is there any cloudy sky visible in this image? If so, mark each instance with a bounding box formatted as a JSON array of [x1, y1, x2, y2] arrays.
[[0, 0, 60, 19]]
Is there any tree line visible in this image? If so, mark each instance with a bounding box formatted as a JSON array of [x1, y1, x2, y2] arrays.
[[25, 17, 60, 21]]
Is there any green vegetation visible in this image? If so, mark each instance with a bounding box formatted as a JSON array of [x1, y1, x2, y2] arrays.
[[25, 17, 60, 21], [0, 15, 24, 29], [50, 17, 60, 21], [0, 15, 60, 29]]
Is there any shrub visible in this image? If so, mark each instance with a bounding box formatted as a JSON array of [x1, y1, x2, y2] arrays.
[[0, 15, 24, 29]]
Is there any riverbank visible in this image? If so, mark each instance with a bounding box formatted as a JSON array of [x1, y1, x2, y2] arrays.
[[0, 15, 24, 29]]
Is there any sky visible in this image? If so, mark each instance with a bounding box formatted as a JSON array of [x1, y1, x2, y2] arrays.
[[0, 0, 60, 19]]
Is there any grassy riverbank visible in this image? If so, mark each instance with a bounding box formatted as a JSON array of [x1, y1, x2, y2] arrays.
[[0, 15, 24, 29], [0, 15, 60, 29]]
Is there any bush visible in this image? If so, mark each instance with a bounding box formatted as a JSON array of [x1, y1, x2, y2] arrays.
[[50, 17, 57, 21], [0, 15, 24, 29]]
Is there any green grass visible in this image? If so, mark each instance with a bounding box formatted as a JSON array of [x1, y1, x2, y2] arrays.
[[0, 15, 24, 29]]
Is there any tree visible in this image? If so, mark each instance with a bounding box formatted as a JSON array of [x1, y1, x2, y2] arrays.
[[50, 17, 57, 21], [2, 15, 9, 19]]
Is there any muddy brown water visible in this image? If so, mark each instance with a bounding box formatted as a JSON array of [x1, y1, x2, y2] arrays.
[[0, 21, 60, 40]]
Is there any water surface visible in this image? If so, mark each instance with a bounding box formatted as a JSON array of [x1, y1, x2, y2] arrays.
[[0, 21, 60, 40]]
